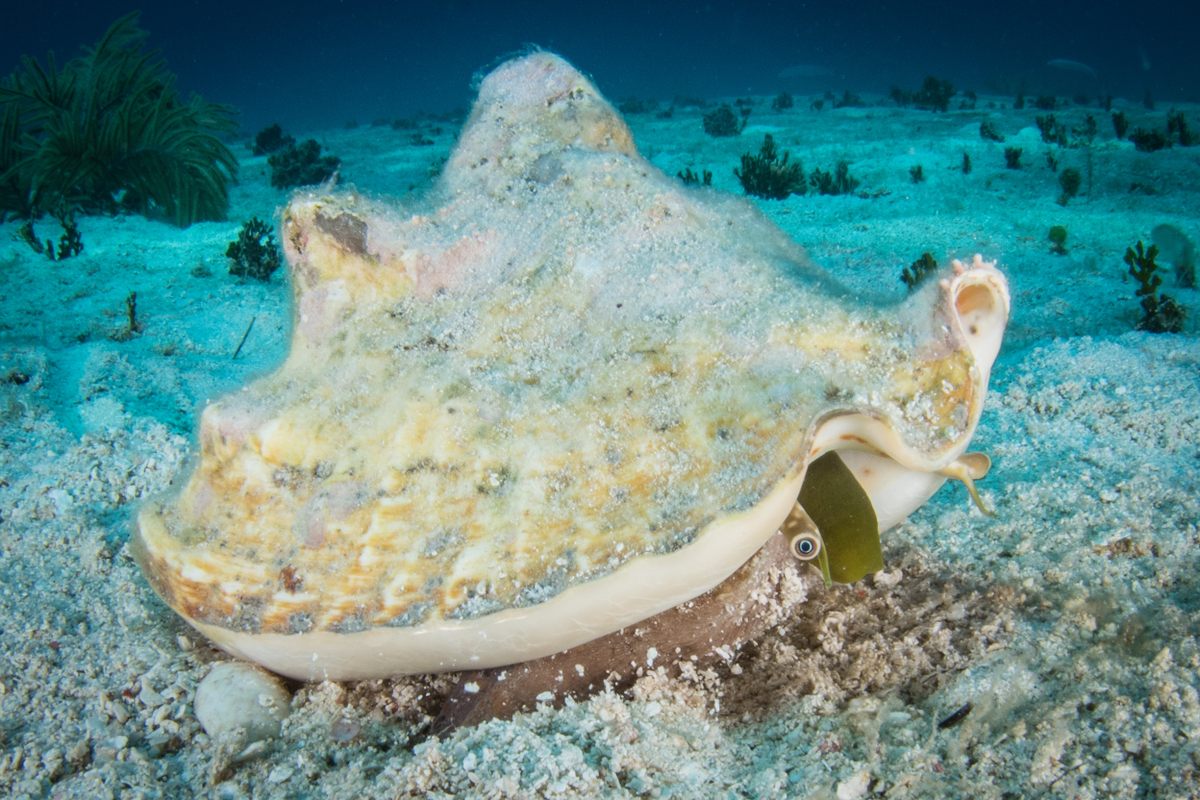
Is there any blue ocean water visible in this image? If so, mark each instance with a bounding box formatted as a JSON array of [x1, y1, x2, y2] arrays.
[[3, 0, 1198, 133]]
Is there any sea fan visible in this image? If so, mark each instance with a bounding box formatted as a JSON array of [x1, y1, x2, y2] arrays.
[[0, 13, 237, 226]]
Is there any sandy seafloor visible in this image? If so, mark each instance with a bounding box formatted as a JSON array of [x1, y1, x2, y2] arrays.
[[1, 87, 1198, 799]]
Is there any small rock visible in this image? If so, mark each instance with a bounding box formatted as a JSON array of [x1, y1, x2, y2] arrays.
[[329, 718, 360, 743], [145, 731, 171, 753], [109, 700, 130, 724], [836, 770, 871, 800], [873, 569, 903, 588], [67, 740, 90, 768], [138, 684, 166, 708], [267, 765, 294, 784], [194, 662, 290, 750]]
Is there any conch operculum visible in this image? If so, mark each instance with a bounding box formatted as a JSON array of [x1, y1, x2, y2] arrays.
[[133, 52, 1009, 682]]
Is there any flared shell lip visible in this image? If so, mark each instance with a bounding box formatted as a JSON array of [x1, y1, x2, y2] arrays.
[[807, 256, 1010, 474]]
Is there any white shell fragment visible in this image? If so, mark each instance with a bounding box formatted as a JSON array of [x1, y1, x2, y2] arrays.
[[837, 770, 872, 800], [194, 662, 290, 747], [133, 53, 1009, 681]]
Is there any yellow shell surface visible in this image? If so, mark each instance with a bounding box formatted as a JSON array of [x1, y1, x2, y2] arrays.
[[134, 53, 998, 641]]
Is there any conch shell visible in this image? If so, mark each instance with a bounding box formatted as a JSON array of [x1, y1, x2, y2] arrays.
[[133, 53, 1009, 681]]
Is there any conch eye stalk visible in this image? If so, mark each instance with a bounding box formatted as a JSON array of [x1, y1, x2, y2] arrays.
[[131, 53, 1010, 682], [789, 527, 822, 561], [792, 451, 882, 587]]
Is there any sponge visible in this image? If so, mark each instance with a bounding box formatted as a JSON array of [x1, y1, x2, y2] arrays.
[[1152, 223, 1197, 288]]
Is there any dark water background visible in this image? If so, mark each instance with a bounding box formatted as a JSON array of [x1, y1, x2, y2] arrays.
[[3, 1, 1198, 133]]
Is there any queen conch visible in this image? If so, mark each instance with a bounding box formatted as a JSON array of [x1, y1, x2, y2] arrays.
[[133, 53, 1010, 682]]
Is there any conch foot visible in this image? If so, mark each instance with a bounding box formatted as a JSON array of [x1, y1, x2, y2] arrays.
[[432, 533, 795, 733]]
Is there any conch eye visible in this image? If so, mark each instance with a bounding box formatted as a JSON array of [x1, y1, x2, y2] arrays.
[[789, 531, 822, 560]]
